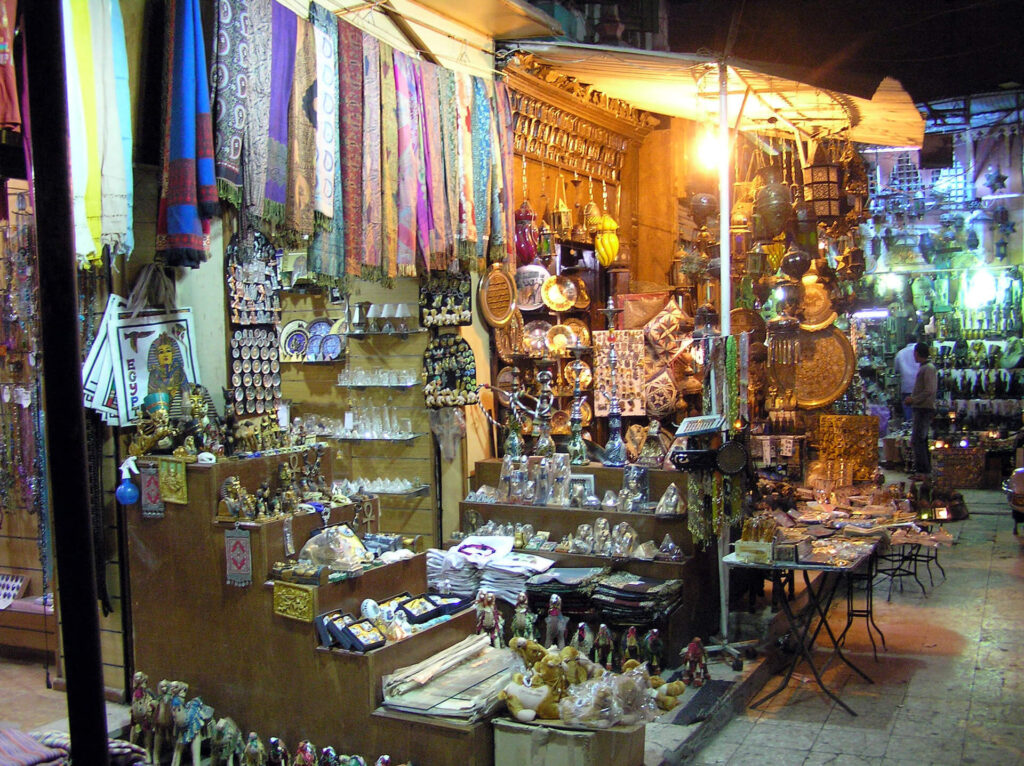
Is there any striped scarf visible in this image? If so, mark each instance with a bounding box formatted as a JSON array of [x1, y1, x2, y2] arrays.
[[285, 17, 317, 237], [337, 18, 362, 277], [379, 42, 399, 281], [360, 33, 382, 279]]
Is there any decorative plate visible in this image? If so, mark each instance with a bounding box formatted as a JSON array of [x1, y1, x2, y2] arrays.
[[551, 410, 570, 435], [571, 276, 590, 309], [730, 308, 767, 344], [321, 334, 344, 361], [308, 318, 332, 337], [306, 335, 323, 361], [794, 326, 855, 409], [546, 324, 578, 356], [524, 320, 553, 356], [495, 309, 525, 363], [282, 327, 309, 360], [580, 400, 593, 426], [478, 265, 518, 327], [563, 318, 591, 347], [541, 275, 578, 312], [515, 264, 552, 312], [330, 316, 350, 335], [799, 282, 837, 331], [563, 360, 593, 390]]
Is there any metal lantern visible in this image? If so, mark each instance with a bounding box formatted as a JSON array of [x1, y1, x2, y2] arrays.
[[805, 160, 842, 221]]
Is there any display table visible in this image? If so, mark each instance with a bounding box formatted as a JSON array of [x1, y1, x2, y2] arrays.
[[723, 551, 875, 716]]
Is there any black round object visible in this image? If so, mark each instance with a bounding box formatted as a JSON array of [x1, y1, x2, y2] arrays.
[[716, 440, 748, 475]]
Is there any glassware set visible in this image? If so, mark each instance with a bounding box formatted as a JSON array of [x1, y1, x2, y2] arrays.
[[337, 368, 419, 387]]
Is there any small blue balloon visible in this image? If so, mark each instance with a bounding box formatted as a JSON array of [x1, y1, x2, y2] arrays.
[[116, 478, 140, 505]]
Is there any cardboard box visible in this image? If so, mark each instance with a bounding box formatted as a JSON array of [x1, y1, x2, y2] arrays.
[[493, 718, 645, 766]]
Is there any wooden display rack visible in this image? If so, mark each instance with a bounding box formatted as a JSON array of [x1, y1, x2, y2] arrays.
[[125, 452, 480, 760]]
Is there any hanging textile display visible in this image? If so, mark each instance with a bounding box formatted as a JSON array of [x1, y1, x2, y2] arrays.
[[418, 62, 445, 267], [393, 50, 424, 277], [470, 77, 493, 262], [492, 80, 515, 265], [337, 18, 362, 278], [411, 62, 432, 269], [71, 0, 101, 257], [244, 0, 272, 228], [110, 0, 135, 255], [61, 0, 97, 266], [438, 68, 460, 268], [155, 0, 219, 268], [310, 2, 338, 229], [454, 72, 476, 261], [379, 42, 399, 280], [0, 0, 19, 130], [210, 0, 250, 207], [360, 33, 383, 279], [264, 2, 296, 227], [285, 16, 317, 237]]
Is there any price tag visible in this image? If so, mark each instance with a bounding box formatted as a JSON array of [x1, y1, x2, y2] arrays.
[[780, 437, 794, 457]]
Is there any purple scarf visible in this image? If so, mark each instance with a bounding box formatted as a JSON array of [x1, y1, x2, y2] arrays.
[[263, 2, 296, 226]]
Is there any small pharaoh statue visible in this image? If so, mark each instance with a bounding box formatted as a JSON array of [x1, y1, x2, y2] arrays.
[[218, 477, 244, 520], [129, 393, 180, 457], [277, 462, 299, 514]]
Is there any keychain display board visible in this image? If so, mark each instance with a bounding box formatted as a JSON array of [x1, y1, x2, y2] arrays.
[[592, 330, 645, 417]]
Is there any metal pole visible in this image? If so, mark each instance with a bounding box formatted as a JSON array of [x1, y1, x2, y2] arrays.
[[24, 3, 111, 763]]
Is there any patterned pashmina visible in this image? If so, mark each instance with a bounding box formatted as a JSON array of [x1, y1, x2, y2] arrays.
[[285, 17, 317, 237], [411, 59, 431, 273], [491, 80, 515, 264], [156, 0, 219, 268], [264, 2, 296, 226], [360, 33, 382, 279], [310, 2, 338, 228], [244, 0, 271, 228], [454, 72, 475, 261], [419, 61, 448, 269], [379, 42, 399, 280], [111, 0, 135, 255], [337, 18, 362, 275], [393, 51, 421, 277], [437, 68, 459, 266], [471, 76, 493, 260], [211, 0, 248, 207]]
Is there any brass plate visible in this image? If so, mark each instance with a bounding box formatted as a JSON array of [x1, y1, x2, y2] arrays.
[[571, 277, 591, 309], [799, 282, 836, 331], [546, 324, 577, 356], [563, 318, 590, 346], [478, 266, 517, 327], [795, 326, 855, 409], [730, 308, 766, 344], [495, 309, 524, 364], [541, 275, 577, 312]]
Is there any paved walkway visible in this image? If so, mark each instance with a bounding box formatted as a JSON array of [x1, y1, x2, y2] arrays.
[[691, 489, 1024, 765]]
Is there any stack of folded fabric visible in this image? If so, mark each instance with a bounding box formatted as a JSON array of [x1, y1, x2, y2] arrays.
[[480, 552, 555, 605], [526, 567, 606, 615], [591, 572, 684, 624], [426, 536, 515, 597]]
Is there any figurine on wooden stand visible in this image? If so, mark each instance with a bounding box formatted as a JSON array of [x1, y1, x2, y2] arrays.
[[642, 628, 664, 676], [242, 732, 267, 766], [593, 623, 615, 670], [475, 589, 504, 647], [543, 593, 568, 650], [129, 671, 156, 762], [210, 717, 245, 766], [509, 591, 536, 641], [267, 737, 288, 766], [620, 626, 642, 669], [570, 622, 594, 659], [682, 636, 709, 687], [171, 693, 213, 766]]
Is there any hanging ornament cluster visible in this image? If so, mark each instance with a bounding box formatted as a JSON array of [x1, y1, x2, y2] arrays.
[[423, 336, 479, 408], [419, 271, 472, 327]]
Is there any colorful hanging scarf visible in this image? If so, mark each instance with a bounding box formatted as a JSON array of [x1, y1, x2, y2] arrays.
[[454, 72, 475, 261], [471, 76, 493, 261], [419, 61, 448, 269], [71, 0, 102, 257], [437, 68, 460, 265], [244, 0, 272, 228], [337, 18, 362, 275], [360, 33, 382, 279], [264, 2, 296, 226], [156, 0, 219, 268], [310, 2, 338, 228], [394, 51, 425, 277], [111, 0, 135, 255], [285, 17, 316, 237], [379, 42, 399, 281], [211, 0, 249, 207], [410, 58, 431, 273], [60, 0, 93, 264], [492, 80, 516, 264]]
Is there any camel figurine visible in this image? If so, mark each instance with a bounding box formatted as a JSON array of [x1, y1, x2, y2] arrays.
[[242, 732, 267, 766], [152, 680, 184, 766], [129, 671, 156, 762], [210, 717, 245, 766], [267, 737, 288, 766], [171, 693, 214, 766]]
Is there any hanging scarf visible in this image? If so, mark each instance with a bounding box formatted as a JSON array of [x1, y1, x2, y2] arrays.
[[437, 68, 459, 268], [71, 0, 102, 258], [419, 61, 448, 269], [360, 33, 382, 279], [244, 0, 271, 229], [285, 17, 316, 237], [156, 0, 219, 268], [379, 42, 399, 281], [393, 51, 421, 277], [492, 80, 516, 265], [337, 18, 362, 276], [61, 0, 94, 265], [410, 58, 431, 274], [264, 2, 296, 226], [310, 2, 337, 228], [0, 0, 19, 129], [210, 0, 249, 207], [454, 72, 475, 262], [111, 0, 135, 255], [471, 76, 492, 261]]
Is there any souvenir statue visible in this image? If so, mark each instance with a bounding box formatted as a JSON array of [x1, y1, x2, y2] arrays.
[[682, 637, 709, 687], [318, 747, 342, 766], [543, 594, 568, 650], [643, 629, 664, 676], [130, 393, 181, 457], [129, 671, 156, 763], [242, 732, 267, 766], [620, 626, 642, 669], [152, 680, 182, 766], [592, 624, 615, 670], [171, 690, 212, 766], [510, 591, 536, 641], [181, 383, 225, 454], [172, 435, 199, 461], [209, 717, 244, 766], [570, 622, 594, 659], [475, 590, 504, 647], [267, 738, 288, 766], [254, 482, 270, 520], [292, 741, 317, 766], [218, 477, 244, 520]]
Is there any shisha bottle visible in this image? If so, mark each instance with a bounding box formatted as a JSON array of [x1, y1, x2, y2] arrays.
[[599, 297, 627, 467], [532, 368, 556, 458], [566, 345, 589, 465], [503, 367, 526, 458]]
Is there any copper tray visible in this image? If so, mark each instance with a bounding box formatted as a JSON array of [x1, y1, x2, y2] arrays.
[[799, 282, 837, 331], [795, 326, 855, 409], [478, 266, 517, 327]]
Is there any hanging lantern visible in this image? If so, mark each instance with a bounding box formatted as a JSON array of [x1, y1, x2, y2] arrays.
[[805, 146, 842, 222]]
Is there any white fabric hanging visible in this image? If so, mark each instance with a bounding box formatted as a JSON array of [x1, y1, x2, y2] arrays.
[[61, 0, 94, 261]]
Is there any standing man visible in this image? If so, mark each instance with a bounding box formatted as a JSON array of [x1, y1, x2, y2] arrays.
[[904, 342, 937, 480], [894, 339, 920, 422]]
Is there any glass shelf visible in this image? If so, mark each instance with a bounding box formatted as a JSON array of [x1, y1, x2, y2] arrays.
[[369, 484, 431, 497], [331, 432, 428, 443], [335, 381, 421, 390], [343, 329, 427, 339]]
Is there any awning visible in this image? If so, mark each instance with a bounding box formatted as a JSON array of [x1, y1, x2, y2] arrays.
[[511, 42, 925, 148]]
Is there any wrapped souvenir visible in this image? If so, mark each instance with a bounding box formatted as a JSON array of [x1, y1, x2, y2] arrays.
[[298, 524, 372, 573]]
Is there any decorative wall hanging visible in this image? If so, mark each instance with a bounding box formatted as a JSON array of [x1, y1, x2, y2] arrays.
[[419, 271, 472, 327], [477, 265, 517, 327], [593, 330, 644, 417], [794, 326, 855, 409], [157, 457, 188, 505], [226, 232, 280, 326], [230, 328, 281, 417], [423, 336, 479, 408]]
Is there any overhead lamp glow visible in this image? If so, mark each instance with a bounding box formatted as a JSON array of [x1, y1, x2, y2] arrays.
[[696, 126, 726, 171], [880, 273, 904, 293], [965, 269, 996, 309]]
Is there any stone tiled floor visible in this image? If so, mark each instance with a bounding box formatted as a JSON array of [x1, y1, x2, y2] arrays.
[[691, 490, 1024, 765]]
